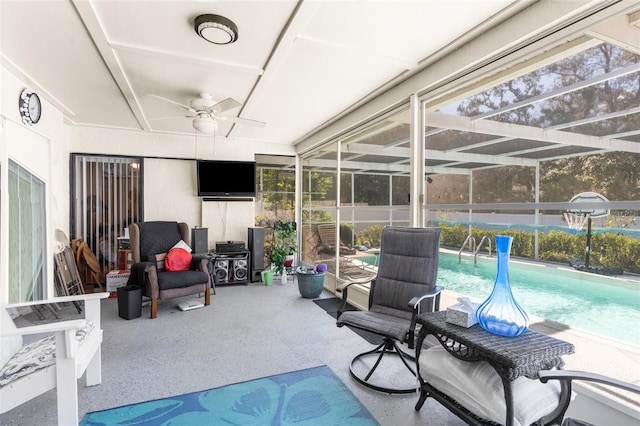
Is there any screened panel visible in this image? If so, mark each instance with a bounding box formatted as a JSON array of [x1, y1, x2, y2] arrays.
[[256, 167, 295, 227], [301, 146, 338, 273]]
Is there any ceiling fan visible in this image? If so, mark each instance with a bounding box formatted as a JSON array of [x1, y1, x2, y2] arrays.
[[147, 93, 266, 134]]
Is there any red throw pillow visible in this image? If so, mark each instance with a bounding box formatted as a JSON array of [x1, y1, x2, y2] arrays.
[[165, 248, 192, 271]]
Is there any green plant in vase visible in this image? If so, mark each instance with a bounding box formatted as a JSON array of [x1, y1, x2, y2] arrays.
[[270, 220, 298, 276]]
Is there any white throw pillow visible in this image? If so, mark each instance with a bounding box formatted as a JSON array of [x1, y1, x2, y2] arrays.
[[172, 239, 192, 253], [418, 346, 561, 426]]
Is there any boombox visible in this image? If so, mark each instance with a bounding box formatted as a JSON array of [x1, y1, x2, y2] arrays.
[[212, 252, 249, 284]]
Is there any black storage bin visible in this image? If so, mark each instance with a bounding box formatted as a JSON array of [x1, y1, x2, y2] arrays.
[[117, 285, 142, 320]]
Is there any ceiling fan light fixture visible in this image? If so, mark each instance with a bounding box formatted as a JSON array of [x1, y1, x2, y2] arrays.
[[193, 117, 218, 134], [195, 14, 238, 45]]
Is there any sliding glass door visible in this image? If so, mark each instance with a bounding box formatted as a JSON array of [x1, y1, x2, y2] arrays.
[[7, 160, 46, 302]]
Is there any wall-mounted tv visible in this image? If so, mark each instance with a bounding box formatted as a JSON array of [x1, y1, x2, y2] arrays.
[[197, 160, 256, 198]]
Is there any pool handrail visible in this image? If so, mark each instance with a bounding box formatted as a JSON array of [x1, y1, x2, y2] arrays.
[[458, 235, 476, 263], [474, 236, 492, 265]]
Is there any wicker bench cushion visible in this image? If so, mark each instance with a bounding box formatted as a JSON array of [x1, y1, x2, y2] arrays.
[[0, 321, 94, 386], [419, 346, 561, 426]]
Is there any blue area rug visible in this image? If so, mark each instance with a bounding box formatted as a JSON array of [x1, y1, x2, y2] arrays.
[[81, 365, 379, 425]]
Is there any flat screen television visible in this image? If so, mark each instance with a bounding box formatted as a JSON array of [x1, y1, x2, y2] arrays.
[[197, 160, 256, 198]]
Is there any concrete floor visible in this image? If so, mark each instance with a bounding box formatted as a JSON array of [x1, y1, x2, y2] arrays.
[[2, 281, 466, 426], [3, 278, 638, 425]]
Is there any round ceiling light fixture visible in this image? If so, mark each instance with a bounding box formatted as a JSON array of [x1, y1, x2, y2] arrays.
[[195, 14, 238, 45], [193, 117, 218, 135]]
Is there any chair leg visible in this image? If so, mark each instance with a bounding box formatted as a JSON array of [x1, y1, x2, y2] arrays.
[[415, 388, 429, 411], [204, 287, 211, 306], [150, 298, 158, 319], [85, 348, 102, 386], [55, 332, 79, 426], [349, 337, 417, 394]]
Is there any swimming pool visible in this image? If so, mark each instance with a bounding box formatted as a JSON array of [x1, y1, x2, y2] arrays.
[[360, 250, 640, 345]]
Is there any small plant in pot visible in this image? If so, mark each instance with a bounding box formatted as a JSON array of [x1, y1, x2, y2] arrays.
[[295, 263, 327, 298], [269, 220, 297, 283]]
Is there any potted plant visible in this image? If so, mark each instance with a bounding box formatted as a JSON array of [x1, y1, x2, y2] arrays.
[[295, 263, 327, 298], [270, 220, 297, 284]]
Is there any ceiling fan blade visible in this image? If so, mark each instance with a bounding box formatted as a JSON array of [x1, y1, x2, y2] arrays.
[[221, 116, 267, 128], [146, 94, 197, 113], [209, 97, 242, 114]]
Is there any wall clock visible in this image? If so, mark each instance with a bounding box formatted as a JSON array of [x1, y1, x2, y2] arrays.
[[19, 88, 42, 126]]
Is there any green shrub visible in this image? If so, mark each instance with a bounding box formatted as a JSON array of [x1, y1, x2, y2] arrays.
[[433, 222, 639, 274], [339, 223, 354, 246], [356, 225, 385, 247]]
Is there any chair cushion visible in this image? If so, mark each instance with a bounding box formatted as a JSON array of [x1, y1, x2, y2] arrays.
[[0, 321, 94, 386], [418, 346, 561, 426], [337, 310, 410, 342], [165, 248, 192, 271], [156, 270, 209, 290]]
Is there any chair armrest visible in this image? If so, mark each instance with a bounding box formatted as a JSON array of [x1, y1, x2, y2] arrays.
[[129, 261, 157, 297], [336, 276, 374, 293], [2, 293, 108, 337], [408, 285, 444, 310], [407, 285, 444, 349], [336, 278, 376, 319], [4, 292, 108, 309], [0, 319, 87, 337], [539, 370, 640, 394]]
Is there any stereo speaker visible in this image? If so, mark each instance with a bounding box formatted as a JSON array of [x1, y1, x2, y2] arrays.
[[233, 258, 248, 281], [191, 227, 208, 254], [214, 259, 229, 283], [248, 227, 265, 282]]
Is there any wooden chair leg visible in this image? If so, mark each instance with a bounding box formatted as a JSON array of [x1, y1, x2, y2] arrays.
[[205, 287, 211, 306], [150, 298, 158, 319]]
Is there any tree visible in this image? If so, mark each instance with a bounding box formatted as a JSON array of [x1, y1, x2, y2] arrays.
[[452, 43, 640, 203]]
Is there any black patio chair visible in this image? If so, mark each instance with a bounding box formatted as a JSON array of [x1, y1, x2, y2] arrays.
[[336, 226, 443, 393]]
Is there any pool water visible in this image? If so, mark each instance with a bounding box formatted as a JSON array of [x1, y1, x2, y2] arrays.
[[359, 251, 640, 345], [438, 252, 640, 346]]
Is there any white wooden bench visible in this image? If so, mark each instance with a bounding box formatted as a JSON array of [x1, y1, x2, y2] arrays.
[[1, 293, 108, 425]]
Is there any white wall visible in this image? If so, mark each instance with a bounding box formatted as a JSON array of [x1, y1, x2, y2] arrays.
[[1, 65, 67, 302], [67, 126, 295, 250]]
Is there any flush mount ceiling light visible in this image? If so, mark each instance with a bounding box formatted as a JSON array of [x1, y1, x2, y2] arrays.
[[195, 14, 238, 45]]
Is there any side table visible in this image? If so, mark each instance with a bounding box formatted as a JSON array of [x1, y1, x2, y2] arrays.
[[415, 311, 575, 426]]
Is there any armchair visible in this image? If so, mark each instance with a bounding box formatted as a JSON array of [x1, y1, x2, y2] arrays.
[[128, 221, 211, 318], [336, 226, 442, 394]]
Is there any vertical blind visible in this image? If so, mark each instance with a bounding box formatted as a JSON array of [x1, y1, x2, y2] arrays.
[[73, 155, 142, 274]]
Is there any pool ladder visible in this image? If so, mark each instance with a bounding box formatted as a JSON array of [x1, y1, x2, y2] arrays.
[[458, 235, 492, 265]]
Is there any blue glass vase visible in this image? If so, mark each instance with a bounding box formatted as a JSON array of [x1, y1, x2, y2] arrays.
[[476, 235, 529, 337]]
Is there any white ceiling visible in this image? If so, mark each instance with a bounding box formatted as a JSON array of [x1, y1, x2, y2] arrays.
[[0, 0, 520, 146]]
